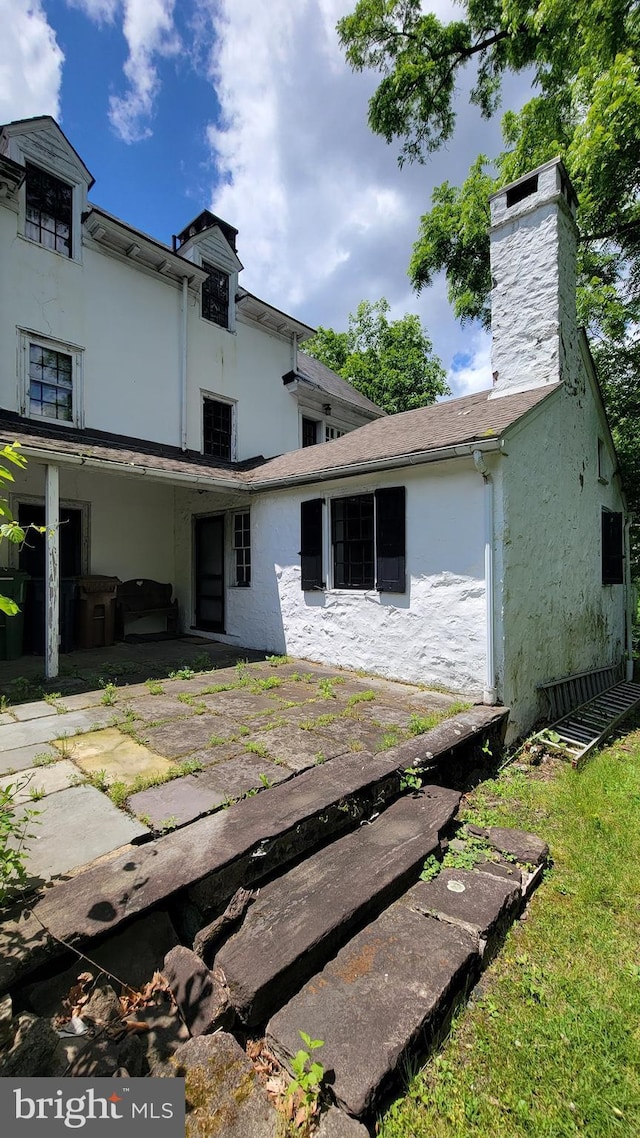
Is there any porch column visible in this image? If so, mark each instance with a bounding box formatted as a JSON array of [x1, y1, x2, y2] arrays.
[[45, 463, 59, 680]]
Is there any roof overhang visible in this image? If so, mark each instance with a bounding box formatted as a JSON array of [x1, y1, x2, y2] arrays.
[[0, 154, 25, 202], [83, 208, 209, 290], [236, 290, 314, 340]]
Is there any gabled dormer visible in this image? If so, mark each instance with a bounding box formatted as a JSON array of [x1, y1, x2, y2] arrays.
[[174, 210, 243, 332], [0, 116, 94, 262]]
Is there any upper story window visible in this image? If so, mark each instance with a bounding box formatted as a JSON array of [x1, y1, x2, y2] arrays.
[[325, 425, 346, 441], [302, 417, 320, 448], [25, 162, 72, 257], [203, 397, 233, 460], [202, 262, 230, 328], [28, 343, 73, 421]]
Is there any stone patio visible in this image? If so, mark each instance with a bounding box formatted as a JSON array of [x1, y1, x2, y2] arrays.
[[0, 649, 469, 889]]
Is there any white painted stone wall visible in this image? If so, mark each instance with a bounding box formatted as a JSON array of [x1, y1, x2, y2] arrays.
[[490, 161, 581, 397], [495, 369, 626, 737], [186, 462, 488, 695]]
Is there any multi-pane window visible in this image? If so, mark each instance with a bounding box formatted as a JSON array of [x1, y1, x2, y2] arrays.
[[332, 495, 375, 589], [233, 513, 251, 587], [25, 163, 72, 257], [301, 488, 406, 593], [203, 398, 233, 460], [325, 426, 346, 441], [28, 344, 73, 421], [202, 262, 230, 327], [302, 417, 319, 447]]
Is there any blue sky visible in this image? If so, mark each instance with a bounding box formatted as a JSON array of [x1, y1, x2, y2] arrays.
[[1, 1, 532, 396]]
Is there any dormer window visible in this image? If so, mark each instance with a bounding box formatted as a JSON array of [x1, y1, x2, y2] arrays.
[[202, 262, 229, 328], [25, 162, 72, 257]]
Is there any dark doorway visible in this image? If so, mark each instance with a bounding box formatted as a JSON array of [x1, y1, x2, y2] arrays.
[[18, 503, 83, 579], [18, 503, 83, 653], [194, 515, 224, 632]]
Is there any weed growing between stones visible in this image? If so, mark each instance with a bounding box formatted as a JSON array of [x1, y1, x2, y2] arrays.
[[100, 682, 118, 706], [0, 777, 40, 903], [283, 1032, 326, 1135], [145, 679, 164, 695]]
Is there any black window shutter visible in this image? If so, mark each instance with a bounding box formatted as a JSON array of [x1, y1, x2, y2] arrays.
[[375, 487, 406, 592], [301, 498, 324, 590], [602, 510, 623, 584]]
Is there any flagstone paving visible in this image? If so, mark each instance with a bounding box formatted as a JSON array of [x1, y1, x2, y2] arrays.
[[0, 759, 78, 803], [63, 727, 178, 785], [0, 653, 480, 886]]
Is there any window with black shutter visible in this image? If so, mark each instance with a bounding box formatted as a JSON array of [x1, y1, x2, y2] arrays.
[[375, 487, 406, 592], [302, 418, 319, 447], [602, 509, 623, 584], [332, 495, 375, 589], [301, 498, 324, 590]]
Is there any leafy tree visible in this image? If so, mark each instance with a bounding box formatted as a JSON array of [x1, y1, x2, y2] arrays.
[[338, 1, 640, 554], [304, 297, 449, 414], [0, 441, 27, 615]]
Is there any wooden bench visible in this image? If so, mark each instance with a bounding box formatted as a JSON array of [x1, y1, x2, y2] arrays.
[[116, 579, 179, 639]]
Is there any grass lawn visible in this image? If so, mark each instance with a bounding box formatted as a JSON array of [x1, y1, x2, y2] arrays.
[[379, 722, 640, 1138]]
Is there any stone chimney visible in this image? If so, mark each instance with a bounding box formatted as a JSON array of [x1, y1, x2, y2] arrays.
[[488, 158, 579, 399]]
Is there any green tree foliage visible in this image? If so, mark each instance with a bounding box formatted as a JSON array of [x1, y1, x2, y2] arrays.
[[0, 442, 27, 615], [304, 298, 449, 414], [338, 0, 640, 545]]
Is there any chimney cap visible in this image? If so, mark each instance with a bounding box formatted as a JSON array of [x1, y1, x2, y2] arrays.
[[489, 157, 578, 221]]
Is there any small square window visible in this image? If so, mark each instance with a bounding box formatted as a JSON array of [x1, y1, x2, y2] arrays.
[[202, 262, 230, 327], [25, 163, 72, 257], [203, 398, 233, 460], [28, 343, 73, 421], [233, 512, 251, 586]]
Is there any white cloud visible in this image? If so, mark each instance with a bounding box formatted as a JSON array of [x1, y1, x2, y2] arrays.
[[447, 330, 493, 398], [200, 0, 532, 374], [0, 0, 63, 124], [71, 0, 180, 142]]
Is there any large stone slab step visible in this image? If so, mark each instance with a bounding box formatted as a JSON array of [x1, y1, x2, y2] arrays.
[[267, 865, 524, 1120], [216, 786, 460, 1026], [0, 706, 506, 994]]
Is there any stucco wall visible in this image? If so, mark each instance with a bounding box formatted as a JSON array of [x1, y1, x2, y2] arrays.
[[0, 202, 301, 460], [497, 374, 626, 736], [180, 462, 487, 694]]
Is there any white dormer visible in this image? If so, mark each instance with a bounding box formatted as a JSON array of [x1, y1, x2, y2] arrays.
[[0, 116, 94, 263], [175, 210, 243, 332]]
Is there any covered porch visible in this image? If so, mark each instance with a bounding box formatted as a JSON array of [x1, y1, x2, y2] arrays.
[[0, 415, 256, 681]]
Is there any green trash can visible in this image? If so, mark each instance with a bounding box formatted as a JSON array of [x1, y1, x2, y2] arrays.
[[0, 570, 30, 660]]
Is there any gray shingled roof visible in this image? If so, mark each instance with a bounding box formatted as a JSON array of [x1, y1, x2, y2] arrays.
[[295, 352, 384, 417], [246, 384, 561, 485], [0, 384, 559, 491]]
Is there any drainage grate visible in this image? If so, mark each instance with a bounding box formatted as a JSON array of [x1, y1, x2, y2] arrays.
[[536, 681, 640, 767]]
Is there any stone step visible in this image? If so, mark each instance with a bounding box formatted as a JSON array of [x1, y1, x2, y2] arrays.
[[215, 786, 460, 1026], [267, 866, 524, 1120], [0, 706, 506, 994]]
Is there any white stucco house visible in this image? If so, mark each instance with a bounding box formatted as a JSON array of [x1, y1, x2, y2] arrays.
[[0, 117, 630, 737]]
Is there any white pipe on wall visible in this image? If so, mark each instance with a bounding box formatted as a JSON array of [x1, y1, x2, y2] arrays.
[[45, 462, 59, 680], [180, 275, 188, 452], [473, 449, 497, 704]]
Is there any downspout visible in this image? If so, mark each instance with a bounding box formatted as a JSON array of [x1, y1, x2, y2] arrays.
[[473, 450, 497, 704], [624, 516, 634, 681], [180, 275, 188, 452], [291, 332, 298, 374], [45, 463, 60, 680]]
